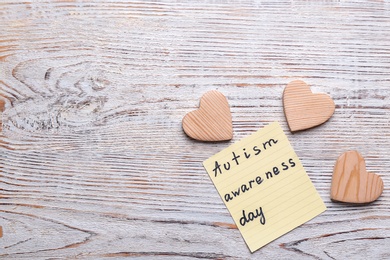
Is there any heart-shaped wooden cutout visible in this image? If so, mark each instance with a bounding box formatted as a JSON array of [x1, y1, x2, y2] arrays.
[[283, 80, 335, 132], [182, 90, 233, 141], [331, 150, 384, 203]]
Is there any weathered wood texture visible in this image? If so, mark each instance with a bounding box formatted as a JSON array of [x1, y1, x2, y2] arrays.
[[0, 0, 389, 259]]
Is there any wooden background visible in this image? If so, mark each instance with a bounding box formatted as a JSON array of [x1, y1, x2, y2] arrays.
[[0, 0, 389, 259]]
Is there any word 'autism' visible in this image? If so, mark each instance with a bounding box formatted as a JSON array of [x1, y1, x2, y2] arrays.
[[213, 138, 278, 177]]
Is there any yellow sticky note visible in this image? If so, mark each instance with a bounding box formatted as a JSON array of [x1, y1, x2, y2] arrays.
[[203, 122, 326, 252]]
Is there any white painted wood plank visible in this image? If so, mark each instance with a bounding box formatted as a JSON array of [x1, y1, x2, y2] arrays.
[[0, 1, 389, 258]]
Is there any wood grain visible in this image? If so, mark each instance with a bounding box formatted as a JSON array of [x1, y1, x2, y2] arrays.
[[331, 150, 384, 204], [182, 90, 232, 141], [0, 0, 389, 259], [283, 80, 335, 132]]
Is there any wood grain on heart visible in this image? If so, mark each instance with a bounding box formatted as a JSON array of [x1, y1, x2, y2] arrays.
[[0, 226, 2, 238], [283, 80, 335, 132], [182, 90, 233, 141], [331, 151, 384, 203]]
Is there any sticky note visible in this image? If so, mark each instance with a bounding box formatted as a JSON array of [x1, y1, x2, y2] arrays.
[[203, 122, 326, 252]]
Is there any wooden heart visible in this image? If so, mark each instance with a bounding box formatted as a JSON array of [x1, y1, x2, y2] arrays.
[[331, 151, 384, 203], [182, 90, 233, 141], [283, 80, 335, 132]]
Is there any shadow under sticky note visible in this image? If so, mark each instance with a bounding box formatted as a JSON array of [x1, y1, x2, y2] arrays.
[[203, 122, 326, 252]]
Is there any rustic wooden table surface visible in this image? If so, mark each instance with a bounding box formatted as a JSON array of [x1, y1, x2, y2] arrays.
[[1, 1, 389, 259]]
